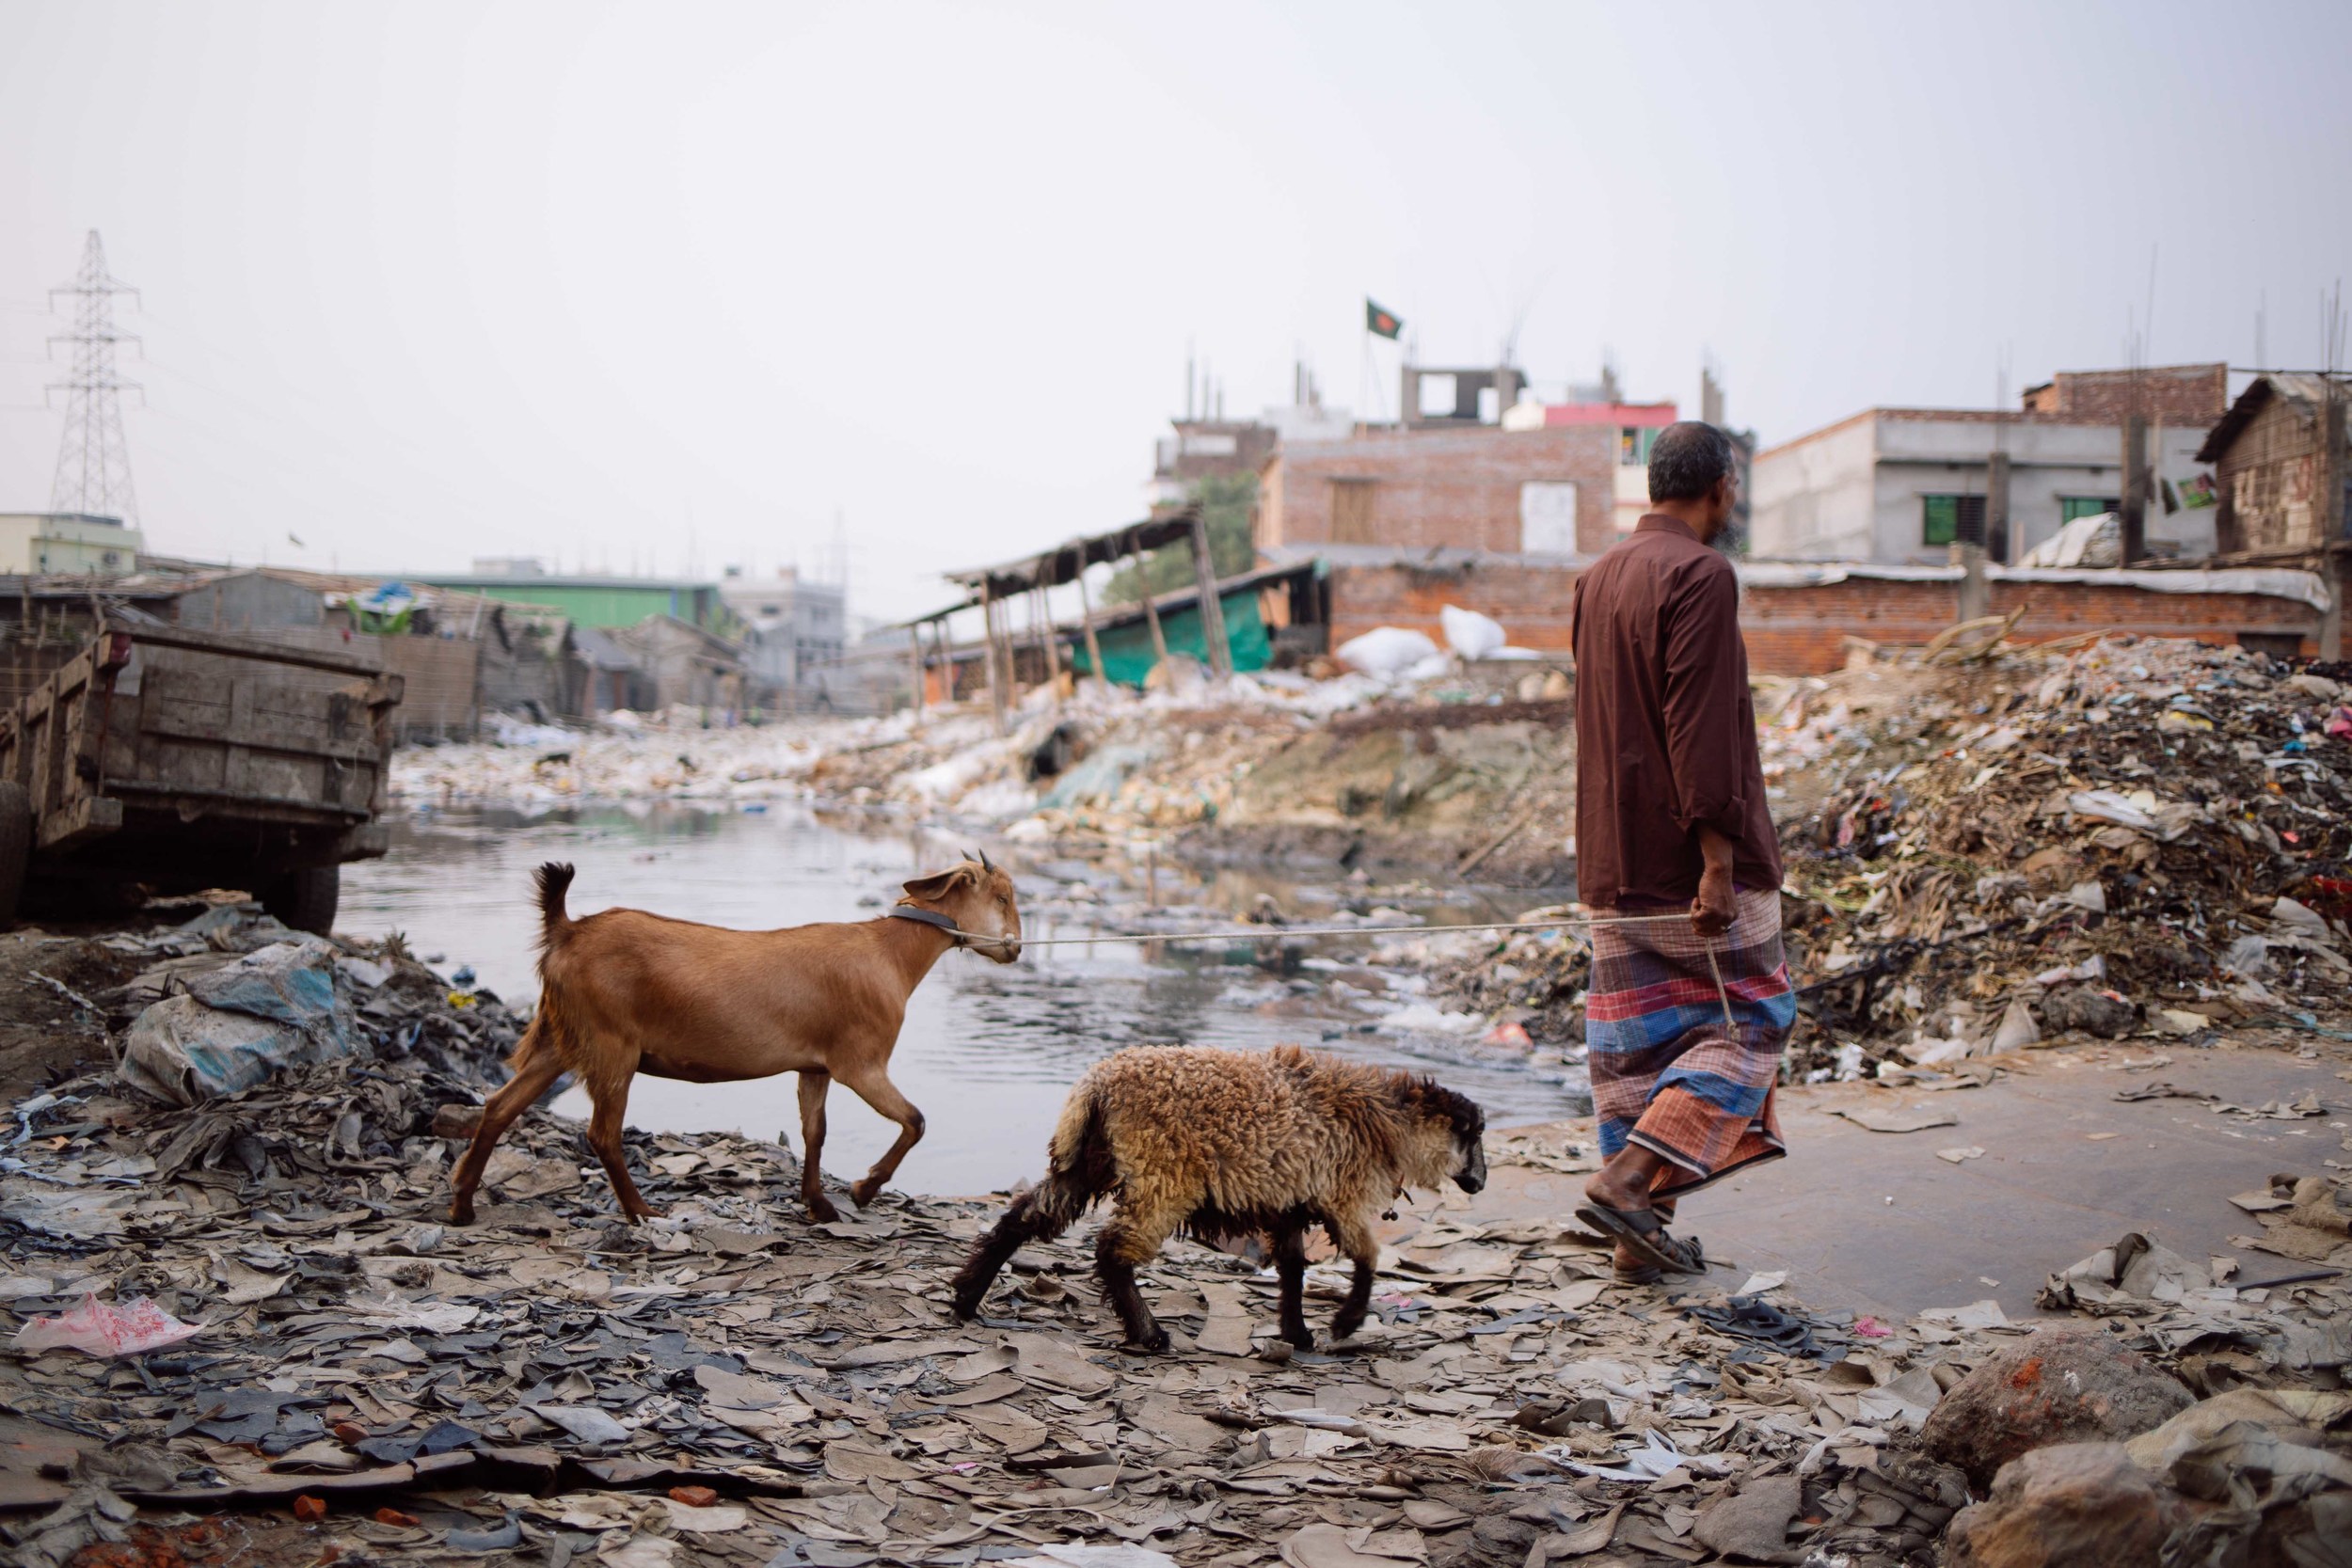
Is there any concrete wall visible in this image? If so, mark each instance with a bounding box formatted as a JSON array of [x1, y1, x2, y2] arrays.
[[1756, 414, 2218, 564], [0, 514, 143, 576], [1751, 415, 1879, 559], [1259, 426, 1617, 557]]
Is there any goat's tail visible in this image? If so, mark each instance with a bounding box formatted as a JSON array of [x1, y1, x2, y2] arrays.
[[532, 863, 577, 956], [949, 1083, 1113, 1321]]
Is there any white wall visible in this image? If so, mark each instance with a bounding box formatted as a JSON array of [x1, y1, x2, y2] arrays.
[[1750, 417, 1878, 558]]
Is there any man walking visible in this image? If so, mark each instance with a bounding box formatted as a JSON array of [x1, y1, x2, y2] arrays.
[[1568, 421, 1794, 1280]]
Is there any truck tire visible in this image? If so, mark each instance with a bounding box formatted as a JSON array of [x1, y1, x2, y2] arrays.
[[0, 782, 28, 926], [263, 863, 341, 936]]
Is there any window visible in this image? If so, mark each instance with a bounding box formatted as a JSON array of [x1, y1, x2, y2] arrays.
[[1921, 495, 1985, 547], [1619, 427, 1659, 467], [2059, 496, 2121, 524], [1519, 482, 1580, 553], [1330, 480, 1377, 544]]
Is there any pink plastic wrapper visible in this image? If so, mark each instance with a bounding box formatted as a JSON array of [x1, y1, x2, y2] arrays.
[[1854, 1315, 1893, 1338], [12, 1291, 199, 1356]]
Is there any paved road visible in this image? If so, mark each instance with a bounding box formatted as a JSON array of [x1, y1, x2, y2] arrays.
[[1465, 1039, 2350, 1321]]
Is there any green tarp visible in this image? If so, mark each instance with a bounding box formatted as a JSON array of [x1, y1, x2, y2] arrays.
[[1070, 586, 1272, 688]]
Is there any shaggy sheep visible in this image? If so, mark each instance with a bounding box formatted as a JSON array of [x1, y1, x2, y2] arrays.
[[950, 1044, 1487, 1352]]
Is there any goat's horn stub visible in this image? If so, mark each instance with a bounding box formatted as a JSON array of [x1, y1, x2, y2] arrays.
[[978, 848, 994, 873]]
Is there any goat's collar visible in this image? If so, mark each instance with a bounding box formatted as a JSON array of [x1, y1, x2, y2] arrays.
[[886, 904, 965, 945]]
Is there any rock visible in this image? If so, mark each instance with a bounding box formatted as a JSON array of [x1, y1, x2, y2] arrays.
[[1920, 1327, 2194, 1489], [1944, 1442, 2178, 1568], [1690, 1472, 1801, 1561], [433, 1102, 485, 1138], [2038, 987, 2136, 1039]]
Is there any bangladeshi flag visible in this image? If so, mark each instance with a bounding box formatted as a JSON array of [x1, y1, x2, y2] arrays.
[[1365, 298, 1403, 340]]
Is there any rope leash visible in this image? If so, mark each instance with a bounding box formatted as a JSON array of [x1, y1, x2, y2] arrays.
[[958, 909, 1704, 950], [915, 909, 1744, 1033]]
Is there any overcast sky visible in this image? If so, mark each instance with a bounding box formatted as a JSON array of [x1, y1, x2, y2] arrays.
[[4, 0, 2348, 623]]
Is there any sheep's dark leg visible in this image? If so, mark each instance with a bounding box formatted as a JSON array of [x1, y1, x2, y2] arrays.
[[1327, 1216, 1379, 1342], [951, 1185, 1075, 1321], [1271, 1223, 1314, 1351], [1094, 1208, 1170, 1353]]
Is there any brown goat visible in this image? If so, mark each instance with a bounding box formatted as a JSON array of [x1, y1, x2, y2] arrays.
[[449, 856, 1022, 1227], [951, 1044, 1486, 1352]]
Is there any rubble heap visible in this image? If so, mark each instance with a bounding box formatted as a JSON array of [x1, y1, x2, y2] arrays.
[[1772, 637, 2352, 1075]]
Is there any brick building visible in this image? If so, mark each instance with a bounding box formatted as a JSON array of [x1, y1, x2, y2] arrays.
[[1752, 364, 2229, 566], [1257, 424, 1623, 560], [2196, 373, 2350, 557]]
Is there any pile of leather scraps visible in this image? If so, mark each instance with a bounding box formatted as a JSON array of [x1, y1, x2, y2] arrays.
[[4, 1060, 2201, 1568]]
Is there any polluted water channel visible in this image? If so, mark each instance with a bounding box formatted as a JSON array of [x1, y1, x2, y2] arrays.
[[342, 802, 1588, 1195]]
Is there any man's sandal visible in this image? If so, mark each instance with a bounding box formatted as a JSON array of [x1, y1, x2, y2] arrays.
[[1576, 1199, 1708, 1275]]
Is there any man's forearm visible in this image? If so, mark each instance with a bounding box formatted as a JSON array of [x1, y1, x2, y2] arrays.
[[1698, 826, 1735, 881]]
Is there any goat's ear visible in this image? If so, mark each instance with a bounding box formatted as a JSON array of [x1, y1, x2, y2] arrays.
[[901, 866, 973, 902]]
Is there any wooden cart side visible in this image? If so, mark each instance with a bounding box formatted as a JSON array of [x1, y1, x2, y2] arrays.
[[99, 631, 402, 826]]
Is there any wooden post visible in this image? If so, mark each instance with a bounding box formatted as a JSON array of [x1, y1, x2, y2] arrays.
[[978, 584, 1007, 736], [1031, 579, 1062, 705], [2320, 378, 2344, 662], [1188, 510, 1232, 678], [2120, 414, 2148, 565], [1985, 449, 2011, 567], [1136, 534, 1171, 669], [907, 620, 926, 722], [928, 618, 951, 704], [1074, 558, 1106, 688]]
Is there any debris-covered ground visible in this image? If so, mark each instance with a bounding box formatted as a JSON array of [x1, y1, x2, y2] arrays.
[[2, 901, 2347, 1567]]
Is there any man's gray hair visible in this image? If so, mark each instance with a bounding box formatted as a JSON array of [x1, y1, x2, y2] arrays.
[[1647, 421, 1739, 503]]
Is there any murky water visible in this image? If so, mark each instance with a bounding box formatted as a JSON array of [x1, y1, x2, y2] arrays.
[[341, 804, 1586, 1196]]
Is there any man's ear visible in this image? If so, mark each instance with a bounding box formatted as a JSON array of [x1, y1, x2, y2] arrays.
[[901, 866, 972, 902]]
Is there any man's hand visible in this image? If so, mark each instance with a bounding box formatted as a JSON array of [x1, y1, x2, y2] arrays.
[[1692, 827, 1737, 939]]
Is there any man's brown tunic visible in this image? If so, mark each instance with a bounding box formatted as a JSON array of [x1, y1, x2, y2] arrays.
[[1569, 514, 1782, 907]]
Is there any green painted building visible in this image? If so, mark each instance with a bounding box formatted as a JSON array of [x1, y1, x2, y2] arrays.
[[411, 572, 739, 634]]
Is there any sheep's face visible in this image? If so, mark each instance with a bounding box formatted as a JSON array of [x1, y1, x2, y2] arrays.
[[1408, 1080, 1488, 1195], [1454, 1128, 1488, 1195], [899, 855, 1024, 963]]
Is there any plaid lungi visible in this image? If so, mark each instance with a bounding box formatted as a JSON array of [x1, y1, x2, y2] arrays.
[[1584, 886, 1795, 1198]]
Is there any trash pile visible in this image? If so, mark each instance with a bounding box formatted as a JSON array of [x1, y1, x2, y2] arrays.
[[396, 641, 1581, 882], [1766, 637, 2352, 1077]]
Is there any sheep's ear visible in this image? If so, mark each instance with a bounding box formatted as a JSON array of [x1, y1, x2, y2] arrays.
[[901, 866, 972, 901]]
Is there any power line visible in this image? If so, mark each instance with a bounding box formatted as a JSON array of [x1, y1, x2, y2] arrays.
[[47, 230, 142, 523]]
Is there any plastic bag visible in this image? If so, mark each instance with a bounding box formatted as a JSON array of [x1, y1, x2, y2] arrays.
[[13, 1291, 199, 1356], [1335, 626, 1440, 677], [1438, 604, 1506, 659], [119, 939, 357, 1105]]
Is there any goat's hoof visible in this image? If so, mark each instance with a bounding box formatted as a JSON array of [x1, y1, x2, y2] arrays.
[[805, 1196, 841, 1225], [447, 1200, 475, 1227], [1280, 1325, 1317, 1352], [1121, 1326, 1171, 1354], [1329, 1315, 1367, 1343], [849, 1179, 883, 1208]]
